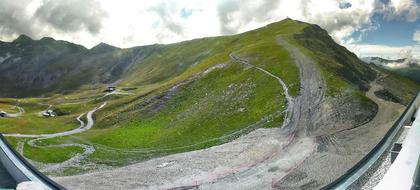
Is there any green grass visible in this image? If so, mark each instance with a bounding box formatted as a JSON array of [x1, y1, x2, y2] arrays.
[[1, 18, 406, 176], [237, 42, 300, 96], [0, 19, 306, 173], [82, 61, 285, 150], [24, 144, 84, 163]]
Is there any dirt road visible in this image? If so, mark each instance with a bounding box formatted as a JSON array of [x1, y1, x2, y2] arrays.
[[5, 102, 106, 173], [55, 36, 326, 190]]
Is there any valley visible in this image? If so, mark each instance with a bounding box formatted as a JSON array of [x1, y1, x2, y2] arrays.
[[0, 19, 419, 189]]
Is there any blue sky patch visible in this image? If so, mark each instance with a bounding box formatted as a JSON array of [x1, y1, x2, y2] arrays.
[[181, 8, 193, 18], [351, 12, 420, 46]]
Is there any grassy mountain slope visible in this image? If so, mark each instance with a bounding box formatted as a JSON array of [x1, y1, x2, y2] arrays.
[[391, 65, 420, 83], [0, 36, 160, 97], [363, 57, 420, 84], [0, 19, 419, 182]]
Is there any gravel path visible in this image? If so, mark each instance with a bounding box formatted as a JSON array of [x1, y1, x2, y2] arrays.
[[5, 105, 25, 118], [276, 36, 326, 136], [230, 53, 293, 128], [4, 102, 106, 138], [55, 36, 326, 190], [98, 90, 134, 99], [4, 102, 106, 172]]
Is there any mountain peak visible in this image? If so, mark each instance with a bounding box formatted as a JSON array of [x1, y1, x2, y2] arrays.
[[13, 34, 33, 44], [89, 42, 119, 54], [40, 37, 56, 42]]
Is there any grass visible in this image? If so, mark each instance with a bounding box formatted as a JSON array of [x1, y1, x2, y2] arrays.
[[24, 144, 84, 163], [2, 19, 408, 176], [72, 61, 286, 166], [0, 99, 84, 134], [0, 19, 305, 174]]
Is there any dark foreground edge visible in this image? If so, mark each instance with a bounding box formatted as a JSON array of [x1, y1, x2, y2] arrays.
[[0, 134, 66, 190]]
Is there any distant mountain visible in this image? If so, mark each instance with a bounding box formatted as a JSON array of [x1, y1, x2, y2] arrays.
[[362, 57, 420, 83], [0, 35, 160, 97], [2, 19, 420, 189]]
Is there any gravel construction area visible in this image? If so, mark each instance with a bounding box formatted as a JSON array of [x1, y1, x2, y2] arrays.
[[55, 129, 314, 190], [55, 36, 326, 190], [275, 79, 405, 189]]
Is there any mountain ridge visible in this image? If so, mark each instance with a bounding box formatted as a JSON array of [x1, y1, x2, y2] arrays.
[[1, 19, 419, 189], [363, 56, 420, 84]]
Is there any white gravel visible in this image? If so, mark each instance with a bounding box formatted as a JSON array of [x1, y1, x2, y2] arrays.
[[55, 36, 325, 190]]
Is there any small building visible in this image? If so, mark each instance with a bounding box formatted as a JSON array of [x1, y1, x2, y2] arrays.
[[0, 111, 6, 118], [104, 86, 116, 92], [42, 110, 56, 117]]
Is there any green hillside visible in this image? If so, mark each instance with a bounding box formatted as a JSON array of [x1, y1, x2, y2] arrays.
[[0, 19, 419, 177]]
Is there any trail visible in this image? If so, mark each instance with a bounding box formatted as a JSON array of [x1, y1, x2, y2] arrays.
[[59, 90, 133, 106], [5, 105, 25, 118], [97, 90, 134, 100], [230, 53, 293, 128], [276, 37, 325, 135], [5, 103, 106, 138], [5, 102, 106, 172], [55, 36, 326, 190]]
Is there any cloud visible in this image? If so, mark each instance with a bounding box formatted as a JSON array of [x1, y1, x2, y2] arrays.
[[377, 0, 420, 22], [346, 43, 420, 59], [148, 1, 183, 35], [217, 1, 240, 34], [35, 0, 106, 34], [0, 0, 38, 38], [0, 0, 418, 50], [379, 49, 419, 68], [217, 0, 281, 35], [414, 30, 420, 43], [0, 0, 106, 46]]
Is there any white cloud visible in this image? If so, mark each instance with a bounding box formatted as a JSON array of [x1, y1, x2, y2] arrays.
[[385, 0, 420, 22], [0, 0, 417, 50], [0, 0, 376, 48], [346, 44, 420, 59], [414, 30, 420, 43]]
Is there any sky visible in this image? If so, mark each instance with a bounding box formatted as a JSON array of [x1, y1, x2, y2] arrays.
[[0, 0, 419, 59]]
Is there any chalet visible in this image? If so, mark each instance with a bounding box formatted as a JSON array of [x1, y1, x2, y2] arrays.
[[104, 86, 116, 92], [42, 110, 56, 117]]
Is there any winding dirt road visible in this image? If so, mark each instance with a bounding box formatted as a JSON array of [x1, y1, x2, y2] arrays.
[[4, 105, 25, 118], [4, 103, 106, 138], [4, 102, 106, 172], [55, 36, 326, 190], [230, 53, 293, 129]]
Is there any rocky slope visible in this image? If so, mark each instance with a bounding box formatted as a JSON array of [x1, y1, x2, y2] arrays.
[[1, 19, 419, 189]]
